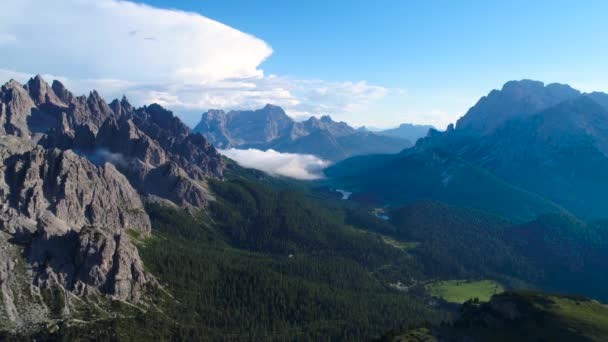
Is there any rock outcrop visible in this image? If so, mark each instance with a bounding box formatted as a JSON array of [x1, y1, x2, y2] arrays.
[[0, 80, 36, 137]]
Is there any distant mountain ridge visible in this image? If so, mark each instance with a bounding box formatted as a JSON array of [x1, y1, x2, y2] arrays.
[[326, 80, 608, 220], [194, 104, 412, 160], [376, 123, 434, 143]]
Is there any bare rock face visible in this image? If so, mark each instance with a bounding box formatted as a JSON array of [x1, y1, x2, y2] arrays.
[[91, 111, 221, 206], [0, 136, 150, 233], [0, 135, 151, 328], [0, 80, 36, 137], [25, 75, 65, 108], [0, 76, 224, 208]]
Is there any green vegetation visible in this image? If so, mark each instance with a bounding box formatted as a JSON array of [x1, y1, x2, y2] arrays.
[[332, 198, 608, 304], [323, 149, 565, 222], [385, 291, 608, 342], [5, 174, 608, 341], [14, 179, 439, 341], [454, 291, 608, 341], [425, 280, 504, 303], [506, 213, 608, 302], [130, 183, 439, 340], [388, 201, 534, 284]]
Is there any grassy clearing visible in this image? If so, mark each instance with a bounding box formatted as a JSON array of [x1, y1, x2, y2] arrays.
[[426, 280, 503, 303]]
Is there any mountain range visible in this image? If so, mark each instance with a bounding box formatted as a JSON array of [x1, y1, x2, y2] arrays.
[[326, 80, 608, 221], [1, 75, 607, 340], [193, 105, 413, 161]]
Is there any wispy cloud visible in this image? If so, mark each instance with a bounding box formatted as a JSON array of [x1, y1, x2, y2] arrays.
[[219, 149, 330, 180]]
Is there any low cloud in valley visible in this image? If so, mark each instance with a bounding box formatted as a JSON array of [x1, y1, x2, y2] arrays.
[[219, 149, 330, 180]]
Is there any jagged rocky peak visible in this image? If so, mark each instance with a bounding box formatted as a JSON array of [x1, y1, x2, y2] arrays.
[[0, 75, 224, 207], [0, 135, 151, 328], [24, 74, 65, 107], [85, 90, 115, 125], [138, 103, 190, 137], [320, 115, 333, 122], [109, 95, 134, 117], [261, 103, 289, 118], [51, 79, 74, 103], [456, 79, 582, 134], [300, 114, 355, 137], [0, 79, 36, 137], [80, 104, 223, 207]]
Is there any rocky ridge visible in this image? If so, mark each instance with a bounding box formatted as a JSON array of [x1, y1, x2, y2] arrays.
[[194, 104, 412, 161], [0, 75, 225, 329]]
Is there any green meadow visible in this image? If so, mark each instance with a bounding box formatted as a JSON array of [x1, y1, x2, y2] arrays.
[[426, 280, 504, 303]]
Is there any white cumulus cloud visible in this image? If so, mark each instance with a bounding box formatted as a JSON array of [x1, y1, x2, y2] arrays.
[[0, 0, 272, 82], [219, 149, 330, 180], [0, 0, 392, 127]]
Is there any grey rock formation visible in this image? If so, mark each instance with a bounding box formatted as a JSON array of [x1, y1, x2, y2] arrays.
[[0, 79, 36, 137], [25, 75, 64, 108], [195, 104, 294, 148], [89, 104, 222, 207], [0, 135, 151, 328], [0, 74, 226, 330], [0, 76, 223, 208]]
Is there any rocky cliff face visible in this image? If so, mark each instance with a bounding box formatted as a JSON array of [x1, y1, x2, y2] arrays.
[[194, 104, 295, 148], [0, 135, 150, 329], [1, 76, 224, 207], [0, 75, 224, 329]]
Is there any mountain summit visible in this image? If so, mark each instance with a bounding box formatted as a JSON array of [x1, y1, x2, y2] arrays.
[[456, 79, 582, 134]]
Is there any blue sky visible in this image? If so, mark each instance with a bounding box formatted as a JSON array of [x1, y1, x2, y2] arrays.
[[138, 0, 608, 128], [2, 0, 607, 129]]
